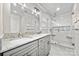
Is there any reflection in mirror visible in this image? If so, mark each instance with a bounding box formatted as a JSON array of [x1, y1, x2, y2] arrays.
[[2, 3, 42, 41]]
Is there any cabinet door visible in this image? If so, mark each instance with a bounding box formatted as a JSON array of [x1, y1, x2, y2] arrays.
[[44, 36, 50, 56], [39, 46, 45, 56], [38, 35, 50, 56], [39, 37, 45, 56]]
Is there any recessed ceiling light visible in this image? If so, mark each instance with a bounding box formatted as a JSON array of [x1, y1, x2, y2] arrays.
[[56, 8, 60, 11]]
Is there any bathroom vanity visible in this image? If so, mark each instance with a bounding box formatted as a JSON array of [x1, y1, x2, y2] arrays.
[[0, 3, 51, 56], [0, 33, 51, 56]]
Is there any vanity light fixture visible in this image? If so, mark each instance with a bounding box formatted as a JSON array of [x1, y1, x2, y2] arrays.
[[32, 9, 35, 14], [32, 7, 40, 16], [21, 4, 28, 10]]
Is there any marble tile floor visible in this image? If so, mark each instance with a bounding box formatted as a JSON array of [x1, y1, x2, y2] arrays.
[[49, 44, 75, 56]]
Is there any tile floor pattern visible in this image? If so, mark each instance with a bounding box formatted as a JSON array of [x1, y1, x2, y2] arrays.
[[49, 44, 75, 56]]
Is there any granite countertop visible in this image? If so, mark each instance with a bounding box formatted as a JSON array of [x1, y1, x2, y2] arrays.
[[0, 33, 50, 53]]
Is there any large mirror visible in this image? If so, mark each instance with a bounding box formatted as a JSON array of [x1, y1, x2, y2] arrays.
[[2, 3, 41, 40]]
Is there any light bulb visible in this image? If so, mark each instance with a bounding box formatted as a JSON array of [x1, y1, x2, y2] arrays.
[[56, 7, 60, 11]]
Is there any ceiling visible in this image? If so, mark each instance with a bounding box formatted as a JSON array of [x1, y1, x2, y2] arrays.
[[38, 3, 74, 26], [39, 3, 74, 16]]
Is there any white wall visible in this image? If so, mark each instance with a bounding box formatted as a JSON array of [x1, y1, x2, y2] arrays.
[[53, 12, 72, 26], [3, 4, 10, 33], [0, 4, 3, 37]]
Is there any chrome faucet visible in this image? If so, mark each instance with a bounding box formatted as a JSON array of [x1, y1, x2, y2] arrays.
[[18, 32, 23, 38]]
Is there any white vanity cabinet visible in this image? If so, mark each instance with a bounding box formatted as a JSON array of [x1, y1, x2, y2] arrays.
[[0, 34, 50, 56], [44, 35, 50, 56]]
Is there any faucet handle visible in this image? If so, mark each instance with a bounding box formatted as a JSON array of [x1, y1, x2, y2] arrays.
[[18, 32, 23, 38]]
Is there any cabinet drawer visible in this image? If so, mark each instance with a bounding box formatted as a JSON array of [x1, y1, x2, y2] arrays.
[[4, 40, 38, 56], [25, 48, 38, 56], [12, 44, 38, 56], [39, 46, 45, 56]]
